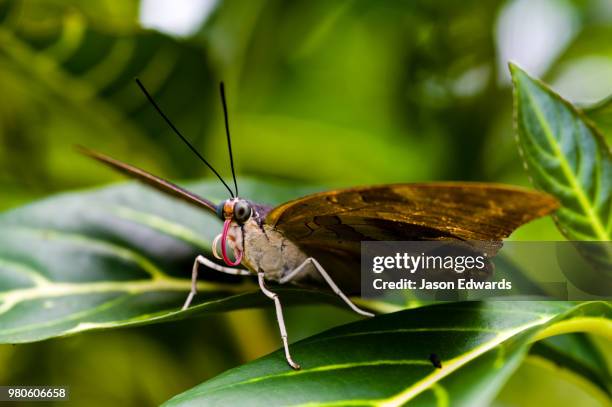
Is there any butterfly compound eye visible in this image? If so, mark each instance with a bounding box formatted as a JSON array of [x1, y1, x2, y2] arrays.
[[234, 200, 252, 224], [216, 202, 226, 220]]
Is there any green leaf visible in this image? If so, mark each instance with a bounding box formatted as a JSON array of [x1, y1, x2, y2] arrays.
[[0, 178, 340, 344], [584, 95, 612, 143], [163, 301, 611, 407], [494, 352, 610, 407], [529, 334, 611, 397], [510, 63, 611, 241]]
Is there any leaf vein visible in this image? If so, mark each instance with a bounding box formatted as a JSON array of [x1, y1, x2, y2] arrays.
[[522, 85, 608, 240]]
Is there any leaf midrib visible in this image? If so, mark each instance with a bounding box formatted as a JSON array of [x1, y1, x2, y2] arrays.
[[0, 278, 252, 316]]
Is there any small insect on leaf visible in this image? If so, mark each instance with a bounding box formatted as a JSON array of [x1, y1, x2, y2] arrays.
[[429, 353, 442, 369]]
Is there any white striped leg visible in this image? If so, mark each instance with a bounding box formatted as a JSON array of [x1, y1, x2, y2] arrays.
[[280, 257, 374, 317], [182, 255, 250, 311], [258, 273, 301, 370]]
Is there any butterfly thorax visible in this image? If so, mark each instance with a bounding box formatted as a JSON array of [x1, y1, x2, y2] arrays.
[[226, 212, 310, 282]]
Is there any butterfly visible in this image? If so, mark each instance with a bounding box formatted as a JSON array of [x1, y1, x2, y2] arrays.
[[80, 80, 559, 369]]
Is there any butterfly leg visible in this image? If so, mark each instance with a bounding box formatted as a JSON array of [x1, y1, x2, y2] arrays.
[[258, 272, 301, 370], [182, 255, 250, 311], [280, 257, 374, 317]]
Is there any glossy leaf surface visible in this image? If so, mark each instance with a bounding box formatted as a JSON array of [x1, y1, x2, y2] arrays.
[[511, 64, 611, 241], [0, 179, 332, 343], [165, 301, 611, 406]]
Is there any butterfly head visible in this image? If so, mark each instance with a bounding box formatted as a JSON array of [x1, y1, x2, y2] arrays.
[[213, 198, 252, 267], [216, 198, 252, 224]]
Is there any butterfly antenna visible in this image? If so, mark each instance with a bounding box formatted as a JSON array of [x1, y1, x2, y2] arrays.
[[135, 79, 235, 198], [219, 82, 239, 197]]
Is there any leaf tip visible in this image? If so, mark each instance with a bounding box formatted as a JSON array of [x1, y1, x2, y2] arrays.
[[507, 61, 519, 73], [508, 62, 528, 84]]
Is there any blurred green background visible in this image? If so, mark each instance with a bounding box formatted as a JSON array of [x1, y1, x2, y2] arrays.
[[0, 0, 611, 405]]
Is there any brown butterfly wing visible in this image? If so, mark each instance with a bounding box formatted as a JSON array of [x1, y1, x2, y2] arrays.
[[266, 183, 558, 292], [78, 147, 217, 214]]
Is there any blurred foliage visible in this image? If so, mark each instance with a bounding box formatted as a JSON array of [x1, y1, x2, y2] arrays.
[[0, 0, 216, 208], [0, 0, 611, 405], [493, 356, 606, 407]]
